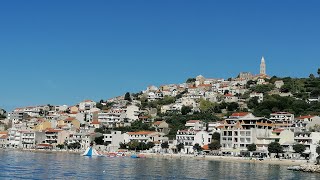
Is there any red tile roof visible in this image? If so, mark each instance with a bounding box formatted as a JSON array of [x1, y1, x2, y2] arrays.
[[224, 94, 234, 97], [297, 115, 315, 119], [45, 128, 62, 133], [91, 121, 100, 125], [186, 120, 200, 123], [273, 129, 284, 133], [153, 121, 164, 126], [127, 131, 156, 135], [231, 112, 249, 117], [0, 135, 8, 139], [202, 144, 209, 150]]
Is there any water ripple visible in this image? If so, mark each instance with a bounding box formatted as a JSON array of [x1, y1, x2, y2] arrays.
[[1, 151, 320, 179]]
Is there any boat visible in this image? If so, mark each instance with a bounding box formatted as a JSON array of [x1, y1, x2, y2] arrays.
[[82, 146, 101, 157], [131, 154, 140, 158], [131, 154, 146, 159]]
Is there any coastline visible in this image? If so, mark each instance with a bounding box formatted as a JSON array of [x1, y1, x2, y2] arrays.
[[1, 148, 82, 155], [142, 153, 308, 166], [2, 148, 309, 166]]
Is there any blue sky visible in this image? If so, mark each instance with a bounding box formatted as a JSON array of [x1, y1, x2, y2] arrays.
[[0, 0, 320, 110]]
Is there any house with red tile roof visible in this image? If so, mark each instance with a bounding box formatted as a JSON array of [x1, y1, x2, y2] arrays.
[[153, 121, 170, 134], [294, 115, 320, 132], [124, 131, 168, 144], [185, 120, 206, 131]]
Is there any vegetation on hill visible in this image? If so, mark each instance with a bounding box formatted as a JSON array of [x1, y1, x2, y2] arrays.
[[96, 120, 156, 133]]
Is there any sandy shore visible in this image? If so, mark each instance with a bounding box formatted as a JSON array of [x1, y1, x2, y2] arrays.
[[142, 153, 308, 166]]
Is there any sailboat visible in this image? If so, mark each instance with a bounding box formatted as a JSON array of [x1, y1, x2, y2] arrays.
[[82, 146, 101, 157]]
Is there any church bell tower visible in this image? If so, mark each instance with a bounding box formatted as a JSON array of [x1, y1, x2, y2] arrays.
[[260, 56, 266, 75]]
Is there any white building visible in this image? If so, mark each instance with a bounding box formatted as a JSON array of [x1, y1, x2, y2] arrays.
[[220, 112, 273, 155], [21, 131, 46, 149], [176, 130, 211, 154], [185, 120, 206, 131], [103, 131, 125, 152], [79, 100, 96, 112], [98, 109, 127, 128], [274, 80, 284, 89], [250, 92, 264, 103], [270, 112, 295, 127], [294, 132, 320, 161], [294, 115, 320, 132], [125, 105, 140, 122], [124, 131, 168, 144]]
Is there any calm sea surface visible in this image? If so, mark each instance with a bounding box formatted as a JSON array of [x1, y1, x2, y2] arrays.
[[0, 150, 320, 180]]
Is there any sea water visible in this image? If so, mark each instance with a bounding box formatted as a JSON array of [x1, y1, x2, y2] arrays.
[[0, 150, 320, 180]]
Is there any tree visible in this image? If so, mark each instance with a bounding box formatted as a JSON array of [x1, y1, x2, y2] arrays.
[[193, 143, 203, 152], [124, 92, 132, 102], [208, 141, 221, 150], [212, 132, 220, 142], [309, 74, 315, 79], [186, 78, 196, 83], [161, 142, 169, 153], [176, 143, 184, 152], [161, 141, 169, 149], [147, 142, 155, 149], [56, 144, 65, 150], [250, 84, 275, 94], [68, 142, 81, 149], [247, 97, 259, 109], [293, 144, 306, 155], [128, 140, 139, 151], [119, 143, 127, 149], [247, 143, 257, 152], [316, 143, 320, 164], [94, 136, 104, 145], [318, 68, 320, 78], [200, 99, 216, 113], [227, 102, 239, 111], [181, 106, 192, 115], [268, 142, 283, 157]]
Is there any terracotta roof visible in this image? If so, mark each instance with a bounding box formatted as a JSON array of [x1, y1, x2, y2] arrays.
[[273, 129, 284, 133], [0, 135, 8, 139], [297, 115, 315, 119], [224, 94, 234, 97], [64, 117, 76, 121], [153, 121, 164, 126], [127, 131, 156, 135], [202, 144, 209, 150], [231, 112, 249, 117], [45, 128, 62, 133], [186, 120, 200, 124], [91, 121, 100, 125]]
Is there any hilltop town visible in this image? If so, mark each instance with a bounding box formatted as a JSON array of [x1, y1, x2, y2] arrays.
[[1, 57, 320, 162]]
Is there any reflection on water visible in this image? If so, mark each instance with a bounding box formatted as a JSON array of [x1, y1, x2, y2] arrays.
[[0, 151, 320, 179]]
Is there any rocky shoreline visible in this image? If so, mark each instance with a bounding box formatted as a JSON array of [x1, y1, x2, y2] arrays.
[[288, 164, 320, 173]]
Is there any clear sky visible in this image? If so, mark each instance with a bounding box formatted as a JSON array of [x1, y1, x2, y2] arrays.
[[0, 0, 320, 110]]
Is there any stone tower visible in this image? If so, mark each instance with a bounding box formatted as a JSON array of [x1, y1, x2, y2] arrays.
[[260, 56, 266, 75]]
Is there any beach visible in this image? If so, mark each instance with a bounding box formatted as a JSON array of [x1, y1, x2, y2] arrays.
[[142, 153, 309, 166]]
